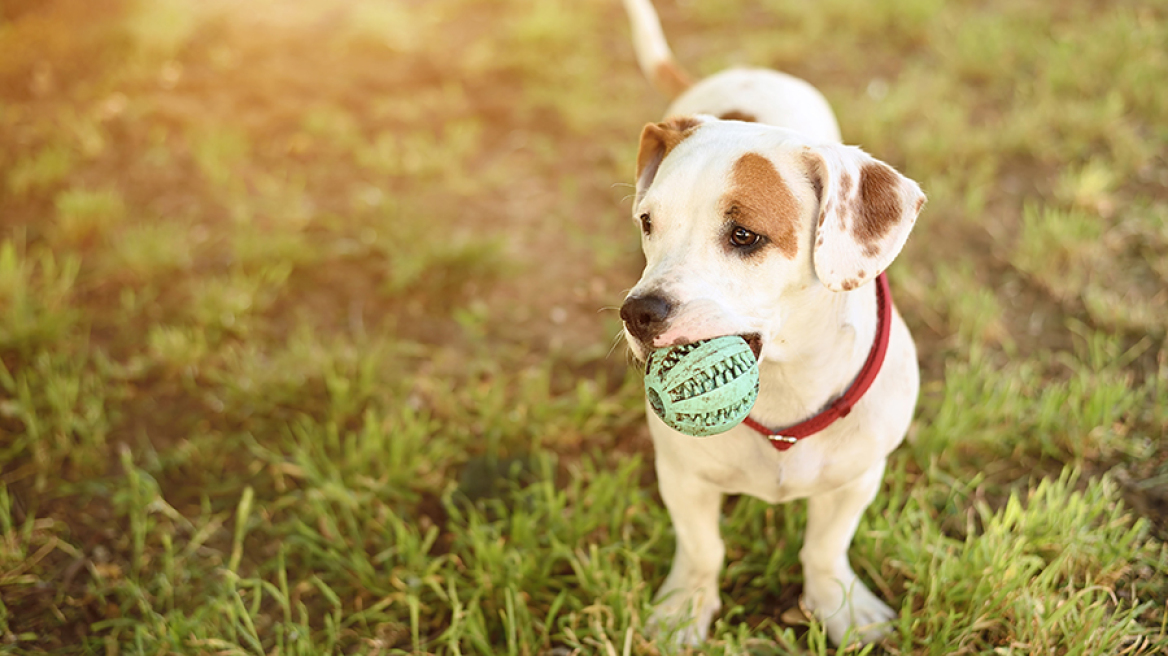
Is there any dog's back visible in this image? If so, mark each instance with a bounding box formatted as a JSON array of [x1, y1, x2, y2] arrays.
[[622, 0, 841, 142]]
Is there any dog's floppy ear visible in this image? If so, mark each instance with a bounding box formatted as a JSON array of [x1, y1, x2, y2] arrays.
[[802, 145, 925, 292], [635, 116, 706, 197]]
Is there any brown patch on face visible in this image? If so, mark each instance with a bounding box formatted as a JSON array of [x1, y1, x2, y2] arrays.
[[718, 110, 757, 122], [722, 152, 801, 259], [653, 60, 692, 99], [852, 163, 904, 256], [635, 117, 702, 182]]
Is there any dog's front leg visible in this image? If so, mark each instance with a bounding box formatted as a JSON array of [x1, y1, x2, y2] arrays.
[[649, 453, 725, 646], [800, 462, 896, 646]]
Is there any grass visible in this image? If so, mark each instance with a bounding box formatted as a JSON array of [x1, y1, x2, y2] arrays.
[[1, 0, 1166, 653]]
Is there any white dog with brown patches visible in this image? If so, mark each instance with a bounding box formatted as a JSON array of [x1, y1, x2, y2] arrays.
[[618, 0, 925, 647]]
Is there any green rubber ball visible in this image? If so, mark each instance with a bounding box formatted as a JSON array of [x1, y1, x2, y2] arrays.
[[645, 335, 760, 437]]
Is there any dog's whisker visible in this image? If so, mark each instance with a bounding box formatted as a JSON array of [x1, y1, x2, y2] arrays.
[[608, 328, 626, 347], [608, 330, 646, 369], [607, 340, 625, 361], [625, 344, 641, 368]]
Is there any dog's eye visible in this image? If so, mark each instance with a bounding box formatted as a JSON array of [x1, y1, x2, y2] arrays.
[[730, 226, 760, 248], [639, 213, 652, 235]]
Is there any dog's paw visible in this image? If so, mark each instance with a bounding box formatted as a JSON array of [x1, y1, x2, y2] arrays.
[[803, 572, 896, 646], [647, 585, 722, 647]]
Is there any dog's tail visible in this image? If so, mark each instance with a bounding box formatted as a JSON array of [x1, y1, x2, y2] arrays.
[[622, 0, 692, 99]]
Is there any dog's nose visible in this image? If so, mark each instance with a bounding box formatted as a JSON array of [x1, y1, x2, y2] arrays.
[[620, 294, 673, 343]]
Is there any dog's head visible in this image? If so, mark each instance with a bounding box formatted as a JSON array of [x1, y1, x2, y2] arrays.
[[620, 116, 925, 362]]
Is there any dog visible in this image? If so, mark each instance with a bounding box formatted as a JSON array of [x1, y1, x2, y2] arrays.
[[618, 0, 925, 647]]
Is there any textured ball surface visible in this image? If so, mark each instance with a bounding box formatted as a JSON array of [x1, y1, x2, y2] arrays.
[[645, 335, 760, 437]]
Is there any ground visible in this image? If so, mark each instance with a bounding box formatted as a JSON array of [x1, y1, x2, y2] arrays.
[[0, 0, 1166, 653]]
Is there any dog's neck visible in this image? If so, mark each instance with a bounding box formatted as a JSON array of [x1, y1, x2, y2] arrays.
[[752, 282, 879, 428]]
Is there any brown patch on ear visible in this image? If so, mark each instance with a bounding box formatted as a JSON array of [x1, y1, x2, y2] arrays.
[[802, 151, 827, 226], [664, 116, 703, 132], [718, 110, 757, 122], [852, 162, 904, 256], [840, 278, 859, 291], [805, 160, 823, 199], [653, 60, 692, 99], [838, 171, 854, 198], [723, 152, 801, 259], [635, 117, 702, 182]]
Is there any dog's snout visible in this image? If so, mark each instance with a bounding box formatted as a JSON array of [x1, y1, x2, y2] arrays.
[[620, 294, 673, 343]]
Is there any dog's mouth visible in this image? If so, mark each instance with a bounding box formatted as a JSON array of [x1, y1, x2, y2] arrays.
[[642, 332, 762, 363], [741, 333, 763, 361]]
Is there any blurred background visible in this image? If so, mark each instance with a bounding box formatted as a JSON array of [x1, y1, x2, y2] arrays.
[[1, 0, 1165, 652]]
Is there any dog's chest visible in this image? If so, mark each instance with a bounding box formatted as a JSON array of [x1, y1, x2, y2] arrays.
[[648, 414, 872, 503]]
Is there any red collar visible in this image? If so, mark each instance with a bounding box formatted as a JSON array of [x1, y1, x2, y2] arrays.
[[742, 272, 893, 451]]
